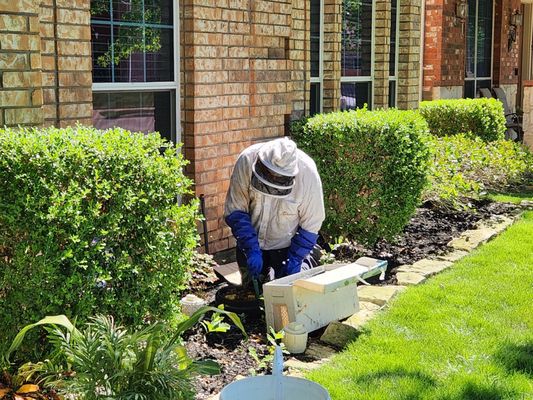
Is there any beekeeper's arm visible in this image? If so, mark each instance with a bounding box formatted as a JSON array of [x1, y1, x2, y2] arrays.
[[224, 155, 263, 278]]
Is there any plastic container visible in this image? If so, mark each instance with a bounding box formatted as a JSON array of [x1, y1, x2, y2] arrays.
[[283, 322, 308, 354], [220, 346, 330, 400], [180, 294, 206, 316]]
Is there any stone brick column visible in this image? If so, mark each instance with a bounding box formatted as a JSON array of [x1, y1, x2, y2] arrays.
[[40, 0, 92, 126], [0, 0, 44, 126], [291, 0, 308, 119], [397, 0, 422, 109], [322, 0, 342, 112], [374, 0, 392, 109]]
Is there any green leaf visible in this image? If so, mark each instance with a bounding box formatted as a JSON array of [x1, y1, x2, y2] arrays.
[[193, 359, 220, 375]]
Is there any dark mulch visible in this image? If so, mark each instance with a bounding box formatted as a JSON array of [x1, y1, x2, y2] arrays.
[[186, 200, 523, 399]]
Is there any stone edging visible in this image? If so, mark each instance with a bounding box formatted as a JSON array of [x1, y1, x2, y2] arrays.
[[207, 202, 531, 398]]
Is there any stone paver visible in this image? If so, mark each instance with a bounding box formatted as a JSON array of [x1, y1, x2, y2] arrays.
[[437, 250, 469, 262], [285, 358, 324, 371], [398, 259, 452, 277], [304, 342, 337, 360], [357, 285, 406, 306], [344, 301, 381, 329], [395, 271, 427, 285], [448, 228, 497, 251], [320, 321, 359, 348]]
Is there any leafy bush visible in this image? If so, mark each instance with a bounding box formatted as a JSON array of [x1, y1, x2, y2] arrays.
[[419, 98, 506, 141], [0, 126, 199, 352], [424, 134, 533, 207], [293, 109, 431, 245]]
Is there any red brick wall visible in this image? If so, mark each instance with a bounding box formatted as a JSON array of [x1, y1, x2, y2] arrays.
[[423, 0, 465, 99], [181, 0, 307, 253], [493, 0, 522, 85]]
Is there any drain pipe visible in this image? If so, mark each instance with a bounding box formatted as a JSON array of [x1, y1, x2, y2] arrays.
[[199, 194, 210, 254]]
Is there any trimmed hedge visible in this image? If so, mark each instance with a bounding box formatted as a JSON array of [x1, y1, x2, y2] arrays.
[[0, 126, 199, 349], [424, 134, 533, 207], [419, 98, 506, 141], [293, 109, 431, 245]]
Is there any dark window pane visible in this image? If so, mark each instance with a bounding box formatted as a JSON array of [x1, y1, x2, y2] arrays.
[[342, 0, 373, 77], [476, 0, 492, 77], [92, 24, 112, 82], [466, 0, 476, 78], [93, 91, 175, 143], [389, 80, 396, 107], [112, 0, 143, 23], [476, 79, 492, 96], [311, 0, 320, 77], [340, 82, 372, 110], [310, 83, 321, 115], [389, 0, 397, 77], [90, 0, 110, 20], [464, 80, 475, 98]]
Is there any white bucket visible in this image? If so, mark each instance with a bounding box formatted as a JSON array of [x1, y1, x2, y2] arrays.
[[219, 375, 330, 400]]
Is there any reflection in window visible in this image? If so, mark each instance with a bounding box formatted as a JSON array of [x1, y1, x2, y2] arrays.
[[91, 0, 174, 83], [389, 0, 398, 107], [340, 82, 371, 110], [93, 91, 175, 142], [465, 0, 493, 98], [310, 83, 321, 115], [311, 0, 320, 78], [342, 0, 373, 77]]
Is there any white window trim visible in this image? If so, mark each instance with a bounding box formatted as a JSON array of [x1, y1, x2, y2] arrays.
[[340, 0, 376, 109], [91, 1, 181, 145], [464, 0, 495, 97], [310, 0, 324, 114]]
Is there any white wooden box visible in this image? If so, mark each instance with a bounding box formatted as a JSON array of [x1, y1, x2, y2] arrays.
[[263, 257, 387, 333]]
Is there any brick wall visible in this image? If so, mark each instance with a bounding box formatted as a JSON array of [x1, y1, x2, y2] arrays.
[[0, 0, 92, 128], [0, 0, 44, 126], [374, 0, 392, 109], [397, 0, 422, 108], [322, 0, 342, 112], [493, 0, 522, 85], [181, 0, 307, 253]]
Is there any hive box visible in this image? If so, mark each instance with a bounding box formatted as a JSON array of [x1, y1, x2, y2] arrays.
[[263, 257, 387, 333]]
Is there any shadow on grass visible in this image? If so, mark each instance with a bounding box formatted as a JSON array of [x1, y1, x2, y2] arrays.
[[448, 381, 517, 400], [495, 341, 533, 377], [353, 368, 436, 399]]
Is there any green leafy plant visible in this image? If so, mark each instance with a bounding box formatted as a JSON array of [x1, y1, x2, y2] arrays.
[[247, 328, 288, 376], [200, 308, 231, 334], [293, 108, 431, 245], [18, 308, 246, 400], [419, 98, 506, 141], [0, 126, 199, 355], [424, 134, 533, 208]]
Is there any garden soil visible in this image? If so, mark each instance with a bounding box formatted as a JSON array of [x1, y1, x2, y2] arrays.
[[186, 200, 522, 399]]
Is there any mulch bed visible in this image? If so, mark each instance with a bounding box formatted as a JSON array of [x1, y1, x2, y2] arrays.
[[186, 200, 523, 399]]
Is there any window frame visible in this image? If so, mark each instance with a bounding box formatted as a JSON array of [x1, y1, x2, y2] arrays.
[[389, 0, 400, 107], [464, 0, 495, 98], [340, 0, 376, 109], [91, 0, 181, 144], [310, 0, 324, 114]]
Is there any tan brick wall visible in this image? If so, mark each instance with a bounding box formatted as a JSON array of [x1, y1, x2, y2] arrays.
[[322, 0, 342, 112], [0, 0, 92, 128], [397, 0, 421, 108], [374, 0, 392, 109], [0, 0, 44, 126], [181, 0, 307, 253]]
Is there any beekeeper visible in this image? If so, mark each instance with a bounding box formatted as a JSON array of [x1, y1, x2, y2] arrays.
[[224, 137, 325, 287]]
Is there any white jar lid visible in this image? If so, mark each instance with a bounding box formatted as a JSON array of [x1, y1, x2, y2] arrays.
[[284, 322, 307, 335]]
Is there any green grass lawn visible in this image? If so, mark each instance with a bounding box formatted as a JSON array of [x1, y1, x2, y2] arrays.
[[485, 188, 533, 204], [308, 211, 533, 400]]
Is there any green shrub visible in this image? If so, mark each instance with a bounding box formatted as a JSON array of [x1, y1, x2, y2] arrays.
[[0, 126, 199, 351], [293, 109, 431, 245], [419, 98, 506, 141], [424, 134, 533, 207]]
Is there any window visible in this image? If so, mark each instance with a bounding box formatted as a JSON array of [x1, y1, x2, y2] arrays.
[[310, 0, 323, 115], [389, 0, 399, 107], [465, 0, 493, 98], [341, 0, 374, 110], [90, 0, 178, 142]]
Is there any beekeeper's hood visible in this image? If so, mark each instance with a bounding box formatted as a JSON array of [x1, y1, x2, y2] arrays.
[[251, 137, 299, 197]]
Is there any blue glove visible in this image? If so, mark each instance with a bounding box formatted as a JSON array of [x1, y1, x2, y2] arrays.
[[225, 210, 263, 278], [285, 227, 319, 276]]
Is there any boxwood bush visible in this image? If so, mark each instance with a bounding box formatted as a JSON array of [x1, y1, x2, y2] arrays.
[[293, 109, 431, 245], [0, 126, 199, 349], [419, 98, 506, 141], [424, 134, 533, 207]]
